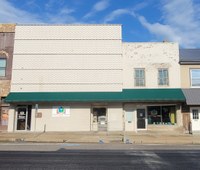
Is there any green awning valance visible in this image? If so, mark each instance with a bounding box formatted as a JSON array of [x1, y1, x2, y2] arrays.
[[5, 89, 185, 103]]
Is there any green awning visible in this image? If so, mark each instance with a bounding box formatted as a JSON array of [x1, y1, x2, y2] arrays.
[[5, 89, 185, 103]]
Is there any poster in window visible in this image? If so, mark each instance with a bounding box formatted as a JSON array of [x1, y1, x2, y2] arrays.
[[1, 110, 8, 125], [52, 106, 70, 117], [126, 111, 133, 122]]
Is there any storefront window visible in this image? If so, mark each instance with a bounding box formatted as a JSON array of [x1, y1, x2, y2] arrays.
[[148, 106, 176, 125]]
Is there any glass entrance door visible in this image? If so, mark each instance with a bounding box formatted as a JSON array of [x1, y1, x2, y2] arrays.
[[191, 108, 200, 132], [137, 109, 146, 129], [16, 106, 32, 131], [93, 108, 107, 131], [16, 107, 27, 130]]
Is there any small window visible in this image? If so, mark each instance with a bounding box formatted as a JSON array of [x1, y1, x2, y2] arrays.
[[192, 109, 199, 120], [190, 69, 200, 87], [134, 68, 145, 87], [158, 68, 169, 86], [1, 97, 6, 104], [0, 58, 6, 77]]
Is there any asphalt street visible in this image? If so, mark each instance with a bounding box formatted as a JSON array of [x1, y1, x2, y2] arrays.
[[0, 144, 200, 170]]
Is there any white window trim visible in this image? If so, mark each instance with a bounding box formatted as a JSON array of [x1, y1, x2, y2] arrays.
[[134, 68, 145, 87], [190, 69, 200, 88], [158, 68, 169, 86]]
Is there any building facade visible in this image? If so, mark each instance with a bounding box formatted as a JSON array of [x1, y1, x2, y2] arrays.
[[123, 42, 183, 132], [6, 25, 185, 133], [180, 49, 200, 133], [0, 24, 15, 131]]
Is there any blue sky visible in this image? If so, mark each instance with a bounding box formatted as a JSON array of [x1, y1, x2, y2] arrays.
[[1, 0, 200, 48]]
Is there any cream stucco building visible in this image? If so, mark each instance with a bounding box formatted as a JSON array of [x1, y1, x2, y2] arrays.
[[6, 24, 185, 133], [180, 49, 200, 134]]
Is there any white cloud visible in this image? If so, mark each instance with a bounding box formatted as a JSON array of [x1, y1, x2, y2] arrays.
[[138, 0, 200, 48], [93, 0, 109, 11], [0, 0, 77, 24], [103, 9, 133, 23], [83, 0, 109, 19], [0, 0, 42, 23], [45, 0, 66, 11], [60, 7, 75, 15], [138, 16, 181, 43], [102, 2, 148, 23], [46, 7, 77, 24]]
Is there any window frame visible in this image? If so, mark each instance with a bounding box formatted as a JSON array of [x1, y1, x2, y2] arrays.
[[134, 68, 145, 87], [147, 105, 176, 125], [190, 69, 200, 87], [0, 58, 7, 77], [192, 109, 199, 120], [158, 68, 169, 86]]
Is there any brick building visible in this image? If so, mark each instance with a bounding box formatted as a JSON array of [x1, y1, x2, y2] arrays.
[[0, 24, 15, 131]]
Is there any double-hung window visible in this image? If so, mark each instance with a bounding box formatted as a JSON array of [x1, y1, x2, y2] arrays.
[[158, 68, 169, 86], [190, 69, 200, 87], [0, 58, 6, 77], [134, 68, 145, 87], [192, 109, 199, 120]]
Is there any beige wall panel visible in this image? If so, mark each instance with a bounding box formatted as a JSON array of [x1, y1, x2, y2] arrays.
[[176, 106, 182, 126], [123, 42, 180, 88], [13, 55, 122, 70], [12, 70, 122, 84], [124, 104, 136, 131], [30, 107, 36, 132], [14, 40, 121, 54], [181, 65, 200, 88], [7, 107, 15, 132], [11, 84, 122, 92], [35, 103, 91, 132], [107, 103, 123, 131], [15, 25, 121, 40]]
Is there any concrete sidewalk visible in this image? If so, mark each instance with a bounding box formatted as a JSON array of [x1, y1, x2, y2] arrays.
[[0, 131, 200, 144]]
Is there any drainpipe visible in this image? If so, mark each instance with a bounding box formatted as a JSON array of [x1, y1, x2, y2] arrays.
[[35, 104, 38, 132], [122, 103, 126, 143], [189, 121, 192, 134]]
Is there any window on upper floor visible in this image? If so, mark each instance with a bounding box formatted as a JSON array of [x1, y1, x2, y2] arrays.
[[0, 58, 6, 77], [190, 69, 200, 87], [158, 68, 169, 86], [134, 68, 145, 87]]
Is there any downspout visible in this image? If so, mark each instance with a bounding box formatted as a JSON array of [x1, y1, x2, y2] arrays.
[[35, 104, 38, 132]]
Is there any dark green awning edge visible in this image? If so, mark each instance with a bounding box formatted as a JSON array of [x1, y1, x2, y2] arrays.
[[5, 89, 186, 103]]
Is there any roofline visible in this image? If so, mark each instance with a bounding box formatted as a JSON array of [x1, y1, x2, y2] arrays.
[[122, 42, 178, 44], [179, 61, 200, 65], [16, 24, 122, 26], [180, 48, 200, 50]]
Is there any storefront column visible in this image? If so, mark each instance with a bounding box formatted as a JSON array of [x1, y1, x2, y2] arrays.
[[176, 104, 183, 126], [7, 105, 15, 132]]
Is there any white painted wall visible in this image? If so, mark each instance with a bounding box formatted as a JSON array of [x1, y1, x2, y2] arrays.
[[107, 103, 123, 131], [11, 25, 123, 92], [123, 42, 181, 88], [124, 104, 136, 131], [15, 25, 121, 40], [7, 106, 15, 132], [12, 55, 122, 70], [14, 40, 121, 54], [8, 103, 125, 132], [35, 103, 91, 132]]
